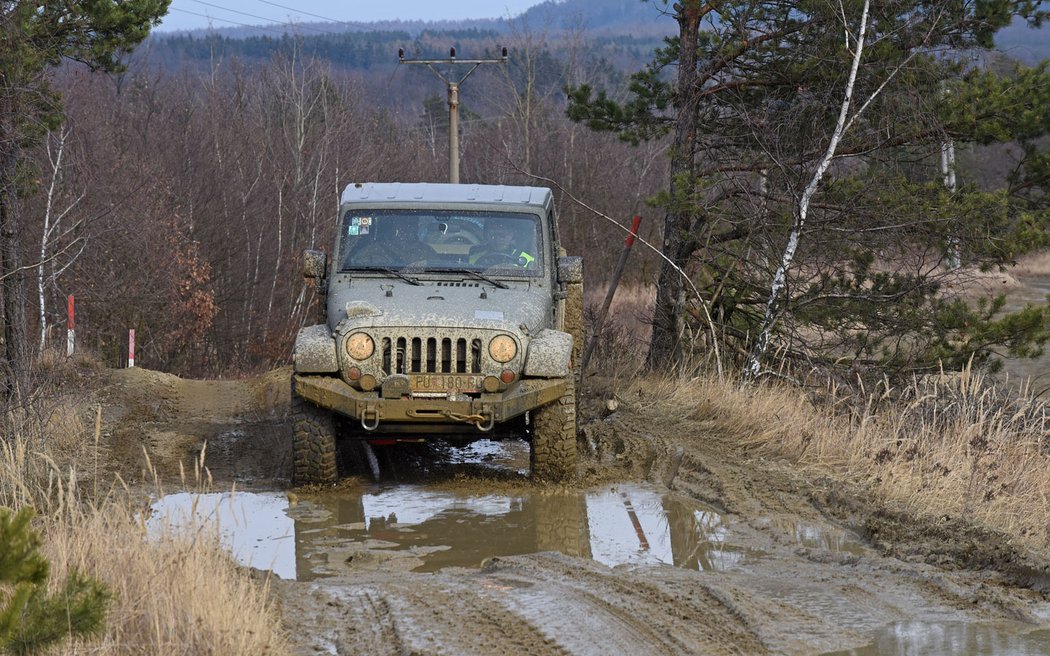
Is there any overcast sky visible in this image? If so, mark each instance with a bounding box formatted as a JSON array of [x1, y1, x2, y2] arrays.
[[157, 0, 546, 32]]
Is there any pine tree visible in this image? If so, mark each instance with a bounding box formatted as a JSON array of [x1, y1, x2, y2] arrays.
[[0, 507, 111, 655]]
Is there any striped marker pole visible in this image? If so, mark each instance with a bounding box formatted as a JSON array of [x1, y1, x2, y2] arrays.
[[128, 329, 135, 368], [66, 295, 75, 357]]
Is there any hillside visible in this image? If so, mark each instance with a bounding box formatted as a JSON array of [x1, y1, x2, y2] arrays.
[[147, 0, 1048, 73]]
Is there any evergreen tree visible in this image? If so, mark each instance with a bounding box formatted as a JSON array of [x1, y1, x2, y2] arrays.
[[0, 507, 111, 654]]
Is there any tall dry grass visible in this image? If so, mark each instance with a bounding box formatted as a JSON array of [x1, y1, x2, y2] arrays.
[[1, 355, 289, 655], [630, 364, 1050, 552], [40, 499, 287, 655]]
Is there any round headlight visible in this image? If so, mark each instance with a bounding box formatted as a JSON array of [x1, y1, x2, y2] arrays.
[[346, 333, 374, 360], [488, 335, 517, 363]]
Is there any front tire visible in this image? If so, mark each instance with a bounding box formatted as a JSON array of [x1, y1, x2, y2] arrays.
[[291, 387, 338, 485], [530, 376, 578, 482]]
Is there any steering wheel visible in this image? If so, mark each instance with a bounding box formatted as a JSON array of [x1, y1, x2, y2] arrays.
[[474, 252, 520, 267]]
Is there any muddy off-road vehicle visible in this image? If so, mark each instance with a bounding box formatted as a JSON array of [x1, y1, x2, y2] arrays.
[[291, 182, 583, 484]]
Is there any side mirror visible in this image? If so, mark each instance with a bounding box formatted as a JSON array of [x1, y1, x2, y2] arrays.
[[302, 249, 327, 280], [557, 256, 583, 284]]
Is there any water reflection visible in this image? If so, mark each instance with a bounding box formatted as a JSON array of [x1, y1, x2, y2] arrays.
[[148, 484, 762, 580], [822, 621, 1050, 655], [148, 491, 295, 578]]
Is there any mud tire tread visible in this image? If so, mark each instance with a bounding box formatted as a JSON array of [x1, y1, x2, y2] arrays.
[[291, 386, 338, 485], [531, 375, 578, 482]]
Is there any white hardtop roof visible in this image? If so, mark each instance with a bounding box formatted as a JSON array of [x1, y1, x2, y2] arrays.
[[340, 182, 552, 207]]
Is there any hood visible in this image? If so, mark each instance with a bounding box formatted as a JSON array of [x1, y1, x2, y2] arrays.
[[327, 276, 552, 336]]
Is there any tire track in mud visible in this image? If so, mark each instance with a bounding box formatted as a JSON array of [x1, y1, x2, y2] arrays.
[[333, 587, 403, 656], [283, 553, 768, 656], [487, 553, 766, 655], [294, 572, 571, 656]]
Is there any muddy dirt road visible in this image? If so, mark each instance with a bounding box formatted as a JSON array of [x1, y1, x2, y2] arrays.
[[100, 366, 1050, 655]]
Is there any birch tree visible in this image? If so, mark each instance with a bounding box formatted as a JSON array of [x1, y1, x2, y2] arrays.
[[746, 0, 883, 378], [36, 128, 85, 354]]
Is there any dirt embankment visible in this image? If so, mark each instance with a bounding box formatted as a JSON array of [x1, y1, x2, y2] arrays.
[[96, 366, 1050, 655]]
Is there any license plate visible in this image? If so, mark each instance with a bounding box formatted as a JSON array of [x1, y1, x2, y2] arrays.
[[411, 374, 482, 392]]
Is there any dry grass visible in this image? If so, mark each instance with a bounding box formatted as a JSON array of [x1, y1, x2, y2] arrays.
[[1010, 250, 1050, 278], [1, 366, 290, 655], [633, 365, 1050, 552], [39, 500, 287, 655], [583, 284, 654, 376]]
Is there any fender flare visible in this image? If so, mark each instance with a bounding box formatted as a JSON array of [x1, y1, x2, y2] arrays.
[[523, 329, 573, 378], [293, 324, 339, 373]]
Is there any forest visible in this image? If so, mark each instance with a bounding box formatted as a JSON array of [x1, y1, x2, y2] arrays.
[[2, 0, 1050, 386]]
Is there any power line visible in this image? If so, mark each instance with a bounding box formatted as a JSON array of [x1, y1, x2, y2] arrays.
[[186, 0, 336, 34], [167, 7, 290, 35], [255, 0, 353, 27]]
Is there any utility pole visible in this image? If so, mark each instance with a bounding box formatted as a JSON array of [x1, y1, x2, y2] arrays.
[[399, 46, 508, 184]]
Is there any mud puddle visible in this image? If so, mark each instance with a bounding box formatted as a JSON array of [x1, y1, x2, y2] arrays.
[[148, 482, 770, 580]]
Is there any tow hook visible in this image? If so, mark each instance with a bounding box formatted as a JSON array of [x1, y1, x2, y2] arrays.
[[361, 404, 380, 431], [476, 412, 495, 432]]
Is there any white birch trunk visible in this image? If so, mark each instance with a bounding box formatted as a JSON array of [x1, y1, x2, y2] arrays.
[[745, 0, 871, 380], [37, 129, 76, 354], [942, 139, 960, 269]]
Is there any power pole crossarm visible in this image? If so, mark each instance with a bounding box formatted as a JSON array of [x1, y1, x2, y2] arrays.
[[398, 47, 508, 184]]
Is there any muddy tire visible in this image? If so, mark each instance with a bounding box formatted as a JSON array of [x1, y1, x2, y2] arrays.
[[291, 389, 338, 485], [564, 280, 584, 369], [530, 376, 578, 482]]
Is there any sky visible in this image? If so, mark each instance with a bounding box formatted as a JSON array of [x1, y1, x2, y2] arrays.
[[157, 0, 547, 32]]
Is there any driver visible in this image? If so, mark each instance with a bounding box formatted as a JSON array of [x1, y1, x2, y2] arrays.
[[468, 222, 535, 267]]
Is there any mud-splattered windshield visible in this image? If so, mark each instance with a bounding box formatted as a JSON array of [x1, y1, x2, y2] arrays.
[[339, 210, 543, 277]]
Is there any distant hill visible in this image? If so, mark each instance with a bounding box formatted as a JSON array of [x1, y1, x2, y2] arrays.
[[994, 18, 1050, 64], [146, 0, 675, 73], [515, 0, 674, 35], [144, 0, 1047, 76]]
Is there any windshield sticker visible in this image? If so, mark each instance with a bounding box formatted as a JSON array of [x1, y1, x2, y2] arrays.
[[347, 225, 360, 236], [359, 217, 371, 226], [359, 226, 369, 234], [475, 310, 504, 321]]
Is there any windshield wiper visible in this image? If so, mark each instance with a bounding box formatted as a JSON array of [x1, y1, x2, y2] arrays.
[[348, 266, 422, 286], [434, 268, 509, 289]]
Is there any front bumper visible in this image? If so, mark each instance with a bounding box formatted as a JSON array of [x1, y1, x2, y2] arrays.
[[293, 374, 567, 432]]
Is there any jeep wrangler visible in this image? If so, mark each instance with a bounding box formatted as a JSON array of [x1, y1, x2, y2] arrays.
[[291, 182, 583, 484]]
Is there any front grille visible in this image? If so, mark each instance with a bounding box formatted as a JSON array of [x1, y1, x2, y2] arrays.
[[380, 335, 483, 375]]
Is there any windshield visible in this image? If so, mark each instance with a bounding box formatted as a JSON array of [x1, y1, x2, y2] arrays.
[[339, 210, 543, 276]]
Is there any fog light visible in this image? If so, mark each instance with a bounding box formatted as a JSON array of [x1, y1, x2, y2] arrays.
[[499, 369, 516, 384], [348, 366, 362, 381], [483, 376, 500, 393], [360, 374, 377, 391]]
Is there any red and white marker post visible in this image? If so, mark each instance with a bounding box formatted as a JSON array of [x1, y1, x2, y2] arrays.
[[128, 329, 135, 368]]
